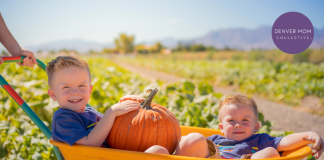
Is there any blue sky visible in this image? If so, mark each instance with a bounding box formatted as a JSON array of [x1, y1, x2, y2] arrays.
[[0, 0, 323, 49]]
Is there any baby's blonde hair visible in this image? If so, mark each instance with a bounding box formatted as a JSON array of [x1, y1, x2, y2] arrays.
[[218, 95, 259, 121], [46, 56, 90, 87]]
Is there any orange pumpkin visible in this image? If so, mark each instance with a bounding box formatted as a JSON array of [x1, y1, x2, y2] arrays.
[[107, 88, 181, 154]]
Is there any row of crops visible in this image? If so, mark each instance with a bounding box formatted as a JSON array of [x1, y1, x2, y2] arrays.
[[0, 58, 289, 159], [120, 58, 324, 106]]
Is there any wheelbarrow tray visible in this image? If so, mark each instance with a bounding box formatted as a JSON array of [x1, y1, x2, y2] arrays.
[[50, 125, 311, 160]]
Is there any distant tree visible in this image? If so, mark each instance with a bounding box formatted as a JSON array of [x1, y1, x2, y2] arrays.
[[190, 44, 206, 52], [102, 48, 118, 54], [115, 35, 122, 53], [154, 42, 163, 53], [89, 50, 96, 55], [135, 44, 149, 54], [223, 46, 232, 51], [206, 46, 218, 51], [176, 42, 184, 52], [184, 44, 191, 51], [59, 49, 69, 54], [49, 50, 56, 55], [114, 33, 135, 53]]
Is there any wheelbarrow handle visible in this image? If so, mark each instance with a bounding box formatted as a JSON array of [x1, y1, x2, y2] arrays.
[[2, 56, 47, 71]]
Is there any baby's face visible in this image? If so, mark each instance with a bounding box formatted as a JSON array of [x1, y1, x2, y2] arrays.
[[48, 67, 92, 113], [219, 103, 259, 141]]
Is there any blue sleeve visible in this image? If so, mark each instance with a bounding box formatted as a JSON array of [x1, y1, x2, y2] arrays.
[[258, 133, 283, 150], [207, 134, 224, 144], [52, 113, 89, 146]]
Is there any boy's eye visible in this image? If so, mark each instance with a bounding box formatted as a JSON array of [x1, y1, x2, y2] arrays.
[[79, 85, 86, 87], [63, 86, 70, 89], [228, 119, 234, 122], [243, 119, 249, 121]]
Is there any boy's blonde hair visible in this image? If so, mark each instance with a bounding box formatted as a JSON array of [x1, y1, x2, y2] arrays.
[[218, 95, 259, 121], [46, 56, 91, 86]]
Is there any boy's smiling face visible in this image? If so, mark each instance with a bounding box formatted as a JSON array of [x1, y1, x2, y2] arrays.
[[48, 67, 92, 113], [219, 103, 260, 141]]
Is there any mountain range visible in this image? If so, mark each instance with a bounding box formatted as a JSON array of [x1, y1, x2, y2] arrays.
[[4, 26, 323, 53], [25, 39, 114, 53], [192, 26, 324, 50]]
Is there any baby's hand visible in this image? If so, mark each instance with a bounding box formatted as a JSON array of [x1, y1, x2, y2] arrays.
[[303, 132, 324, 159], [119, 95, 145, 103], [111, 100, 141, 117]]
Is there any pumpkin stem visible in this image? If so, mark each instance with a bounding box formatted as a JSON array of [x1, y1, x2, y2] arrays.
[[140, 88, 158, 109]]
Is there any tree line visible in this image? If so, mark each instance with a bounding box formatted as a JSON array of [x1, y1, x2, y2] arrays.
[[100, 33, 238, 54]]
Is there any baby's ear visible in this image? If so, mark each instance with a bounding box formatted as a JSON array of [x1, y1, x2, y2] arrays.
[[254, 121, 261, 133], [219, 123, 224, 133], [48, 89, 56, 101]]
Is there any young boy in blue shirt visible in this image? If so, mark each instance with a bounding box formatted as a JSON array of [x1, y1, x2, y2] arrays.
[[47, 56, 168, 153]]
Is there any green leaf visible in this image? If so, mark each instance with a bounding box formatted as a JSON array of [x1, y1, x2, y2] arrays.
[[198, 82, 213, 95], [213, 93, 223, 99], [32, 152, 42, 160], [0, 121, 10, 129], [0, 145, 7, 158], [182, 80, 195, 94]]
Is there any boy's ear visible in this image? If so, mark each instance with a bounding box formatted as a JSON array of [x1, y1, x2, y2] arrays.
[[219, 123, 224, 133], [48, 89, 57, 101], [254, 121, 261, 133], [89, 85, 93, 93]]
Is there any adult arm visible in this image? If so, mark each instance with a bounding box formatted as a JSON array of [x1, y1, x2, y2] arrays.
[[0, 12, 37, 67]]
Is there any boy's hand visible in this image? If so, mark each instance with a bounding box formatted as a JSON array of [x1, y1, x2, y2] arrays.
[[303, 132, 324, 159], [119, 95, 145, 103], [111, 100, 141, 117]]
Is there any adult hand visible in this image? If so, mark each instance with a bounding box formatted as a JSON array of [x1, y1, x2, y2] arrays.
[[17, 48, 38, 68], [0, 56, 3, 65]]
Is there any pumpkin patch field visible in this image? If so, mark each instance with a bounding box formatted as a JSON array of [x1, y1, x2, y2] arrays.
[[0, 58, 288, 159], [120, 57, 324, 108]]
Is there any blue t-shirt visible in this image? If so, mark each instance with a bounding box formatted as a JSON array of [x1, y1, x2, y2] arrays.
[[207, 134, 283, 159], [51, 107, 108, 147]]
